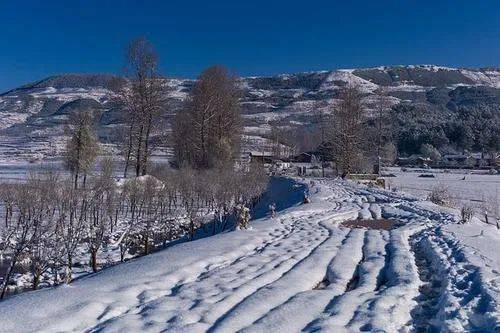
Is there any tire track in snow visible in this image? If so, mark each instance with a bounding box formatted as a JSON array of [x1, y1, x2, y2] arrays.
[[237, 228, 363, 333], [341, 223, 425, 332], [320, 230, 389, 330], [83, 213, 312, 333], [86, 210, 340, 332], [410, 226, 500, 332], [207, 221, 350, 333], [301, 229, 387, 332]]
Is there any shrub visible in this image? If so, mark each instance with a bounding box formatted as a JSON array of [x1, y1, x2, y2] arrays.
[[427, 184, 453, 207], [460, 204, 474, 224]]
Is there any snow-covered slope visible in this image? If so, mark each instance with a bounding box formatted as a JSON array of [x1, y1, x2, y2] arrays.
[[0, 178, 498, 332]]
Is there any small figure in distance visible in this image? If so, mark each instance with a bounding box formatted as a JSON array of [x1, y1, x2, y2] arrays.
[[269, 202, 277, 218]]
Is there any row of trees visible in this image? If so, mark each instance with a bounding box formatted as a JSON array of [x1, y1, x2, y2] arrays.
[[260, 86, 396, 176], [310, 86, 395, 175], [0, 161, 267, 297], [63, 37, 395, 179], [115, 38, 244, 174], [270, 83, 499, 175], [66, 38, 246, 181]]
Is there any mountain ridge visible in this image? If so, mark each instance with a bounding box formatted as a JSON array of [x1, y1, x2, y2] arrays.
[[4, 64, 500, 95], [0, 65, 499, 162]]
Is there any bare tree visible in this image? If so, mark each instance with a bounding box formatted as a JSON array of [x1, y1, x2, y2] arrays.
[[178, 167, 201, 239], [328, 85, 366, 176], [84, 173, 116, 272], [65, 110, 99, 189], [0, 183, 15, 228], [173, 65, 242, 169], [57, 182, 86, 283], [120, 37, 165, 177], [0, 173, 59, 297], [371, 88, 394, 173], [25, 172, 61, 290]]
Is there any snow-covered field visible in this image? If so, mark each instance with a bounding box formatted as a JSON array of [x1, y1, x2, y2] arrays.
[[383, 167, 500, 220], [0, 177, 498, 332]]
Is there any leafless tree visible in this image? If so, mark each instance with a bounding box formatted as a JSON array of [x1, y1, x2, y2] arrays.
[[57, 182, 86, 283], [0, 173, 59, 297], [173, 65, 242, 169], [0, 183, 15, 228], [239, 161, 268, 206], [65, 110, 99, 189], [25, 172, 61, 290], [328, 85, 366, 176], [120, 37, 165, 177], [84, 173, 116, 272], [178, 167, 201, 239], [371, 88, 394, 172]]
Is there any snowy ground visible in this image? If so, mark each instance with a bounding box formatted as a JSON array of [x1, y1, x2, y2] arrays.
[[0, 178, 498, 332], [382, 167, 500, 220]]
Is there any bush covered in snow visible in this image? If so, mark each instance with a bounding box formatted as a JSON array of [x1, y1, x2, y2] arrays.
[[427, 184, 453, 207]]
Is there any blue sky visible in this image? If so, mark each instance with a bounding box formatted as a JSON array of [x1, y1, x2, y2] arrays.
[[1, 0, 500, 91]]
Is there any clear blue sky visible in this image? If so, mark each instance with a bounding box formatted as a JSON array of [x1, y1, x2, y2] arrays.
[[1, 0, 500, 91]]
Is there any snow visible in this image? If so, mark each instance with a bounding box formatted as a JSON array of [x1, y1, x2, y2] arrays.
[[407, 64, 457, 72], [0, 178, 498, 332], [321, 70, 379, 93], [28, 87, 113, 103], [386, 83, 431, 92], [460, 69, 500, 88], [383, 167, 500, 220]]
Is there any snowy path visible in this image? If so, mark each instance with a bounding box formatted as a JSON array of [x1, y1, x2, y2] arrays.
[[0, 179, 498, 332]]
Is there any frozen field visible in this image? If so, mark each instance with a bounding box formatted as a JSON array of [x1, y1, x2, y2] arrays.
[[383, 167, 500, 220], [0, 178, 498, 332]]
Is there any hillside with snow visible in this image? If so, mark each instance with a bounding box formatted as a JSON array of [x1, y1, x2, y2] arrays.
[[1, 65, 500, 162], [0, 178, 498, 332]]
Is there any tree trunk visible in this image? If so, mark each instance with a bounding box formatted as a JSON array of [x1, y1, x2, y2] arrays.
[[124, 153, 130, 178], [135, 124, 144, 177], [90, 251, 98, 273], [32, 273, 40, 290], [144, 234, 149, 255], [189, 219, 195, 240], [74, 172, 79, 190], [0, 257, 17, 299], [66, 254, 73, 283], [124, 121, 135, 178], [212, 213, 218, 235], [120, 244, 125, 262], [221, 215, 230, 232], [141, 115, 153, 176]]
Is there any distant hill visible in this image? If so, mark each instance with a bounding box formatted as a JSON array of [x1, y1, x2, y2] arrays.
[[0, 65, 499, 162]]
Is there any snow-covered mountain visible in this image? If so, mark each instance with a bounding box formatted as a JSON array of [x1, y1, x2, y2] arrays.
[[1, 65, 500, 161]]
